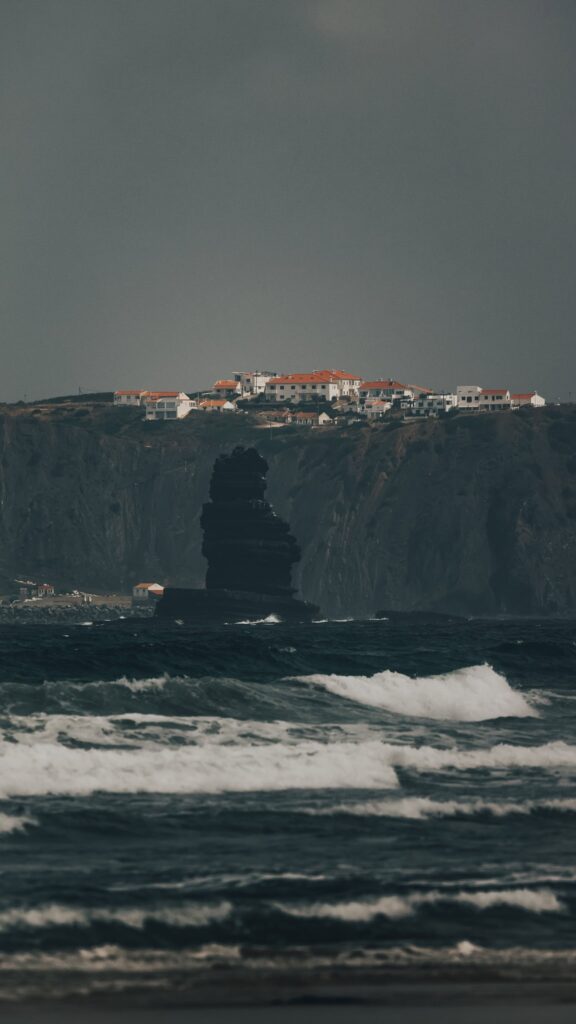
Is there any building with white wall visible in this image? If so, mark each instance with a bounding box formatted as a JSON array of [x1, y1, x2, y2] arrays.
[[231, 370, 278, 395], [265, 370, 361, 403], [511, 391, 546, 408], [359, 380, 430, 404], [144, 392, 196, 420], [457, 386, 512, 411], [364, 400, 392, 419], [199, 399, 237, 412], [411, 393, 458, 416], [114, 390, 150, 406], [213, 379, 242, 397]]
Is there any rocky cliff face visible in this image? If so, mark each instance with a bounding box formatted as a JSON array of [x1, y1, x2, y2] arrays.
[[1, 403, 576, 616]]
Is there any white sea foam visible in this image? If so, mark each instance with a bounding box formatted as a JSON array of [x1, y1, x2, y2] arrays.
[[276, 887, 565, 922], [309, 796, 576, 819], [0, 738, 398, 798], [232, 614, 281, 625], [1, 940, 576, 978], [0, 901, 231, 933], [0, 812, 37, 835], [379, 739, 576, 772], [295, 663, 537, 720]]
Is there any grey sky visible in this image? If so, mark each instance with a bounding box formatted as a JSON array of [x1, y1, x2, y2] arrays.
[[2, 0, 575, 401]]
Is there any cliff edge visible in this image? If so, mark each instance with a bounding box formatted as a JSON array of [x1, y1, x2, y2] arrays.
[[1, 402, 576, 616]]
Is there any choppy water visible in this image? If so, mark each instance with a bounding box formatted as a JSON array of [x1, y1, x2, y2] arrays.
[[0, 618, 575, 1000]]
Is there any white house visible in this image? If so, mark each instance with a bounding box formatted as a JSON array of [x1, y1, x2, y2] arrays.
[[358, 380, 431, 405], [231, 370, 278, 395], [144, 392, 197, 420], [364, 400, 392, 420], [199, 399, 237, 412], [411, 393, 458, 416], [265, 370, 362, 403], [213, 379, 242, 397], [114, 390, 150, 406], [456, 385, 483, 408], [457, 386, 512, 411], [479, 388, 512, 410], [511, 391, 546, 408], [287, 410, 332, 426]]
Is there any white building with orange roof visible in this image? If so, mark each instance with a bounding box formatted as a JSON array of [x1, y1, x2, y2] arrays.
[[114, 389, 150, 406], [231, 370, 278, 395], [199, 398, 237, 412], [213, 379, 242, 397], [144, 392, 197, 420], [457, 386, 512, 411], [264, 370, 362, 404], [511, 391, 546, 408], [359, 379, 431, 405]]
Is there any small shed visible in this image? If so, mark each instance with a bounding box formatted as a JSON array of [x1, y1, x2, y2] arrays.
[[132, 582, 164, 604]]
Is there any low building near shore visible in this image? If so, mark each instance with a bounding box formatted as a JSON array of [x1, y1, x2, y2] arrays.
[[16, 580, 56, 600], [132, 582, 164, 605]]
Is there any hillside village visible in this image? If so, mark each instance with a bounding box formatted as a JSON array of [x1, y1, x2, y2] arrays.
[[114, 370, 546, 425]]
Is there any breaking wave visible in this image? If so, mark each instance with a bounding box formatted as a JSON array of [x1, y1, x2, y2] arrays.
[[295, 663, 536, 720], [0, 812, 37, 835], [0, 738, 398, 798], [0, 902, 232, 933], [309, 796, 576, 819], [276, 887, 565, 922]]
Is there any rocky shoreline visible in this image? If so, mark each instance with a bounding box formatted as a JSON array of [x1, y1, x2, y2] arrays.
[[0, 603, 154, 624]]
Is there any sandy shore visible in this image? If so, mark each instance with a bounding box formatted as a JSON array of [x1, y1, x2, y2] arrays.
[[2, 1005, 576, 1024]]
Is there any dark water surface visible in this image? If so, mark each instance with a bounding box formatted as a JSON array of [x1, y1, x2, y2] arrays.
[[0, 618, 575, 1003]]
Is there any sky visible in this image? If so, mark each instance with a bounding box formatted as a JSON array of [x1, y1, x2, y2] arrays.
[[1, 0, 575, 402]]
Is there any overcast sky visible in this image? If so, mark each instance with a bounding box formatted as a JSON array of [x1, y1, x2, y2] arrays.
[[2, 0, 575, 401]]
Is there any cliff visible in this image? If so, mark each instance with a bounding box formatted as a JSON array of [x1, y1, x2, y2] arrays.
[[1, 402, 576, 616]]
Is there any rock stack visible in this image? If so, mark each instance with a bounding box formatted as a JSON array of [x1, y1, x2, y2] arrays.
[[155, 447, 319, 622]]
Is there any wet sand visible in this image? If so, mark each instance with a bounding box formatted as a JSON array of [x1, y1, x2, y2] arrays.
[[2, 1006, 576, 1024]]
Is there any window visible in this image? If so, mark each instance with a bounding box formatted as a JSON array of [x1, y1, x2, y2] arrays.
[[280, 386, 285, 390], [321, 385, 326, 390], [467, 397, 472, 403], [312, 385, 317, 390], [291, 385, 296, 390]]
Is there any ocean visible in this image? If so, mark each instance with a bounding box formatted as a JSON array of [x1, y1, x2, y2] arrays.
[[0, 617, 575, 1008]]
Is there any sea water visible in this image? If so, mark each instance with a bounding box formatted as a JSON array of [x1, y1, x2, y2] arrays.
[[0, 618, 575, 1001]]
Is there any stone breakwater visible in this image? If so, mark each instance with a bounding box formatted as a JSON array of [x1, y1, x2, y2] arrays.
[[0, 604, 153, 624]]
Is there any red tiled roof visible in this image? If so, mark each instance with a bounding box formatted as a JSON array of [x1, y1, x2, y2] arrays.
[[268, 370, 359, 385], [115, 389, 149, 395], [147, 391, 184, 399], [481, 388, 509, 395], [200, 399, 230, 407], [361, 380, 431, 393], [213, 380, 240, 389], [512, 392, 536, 400]]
